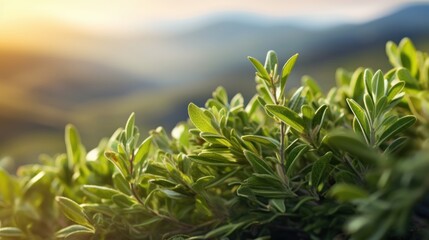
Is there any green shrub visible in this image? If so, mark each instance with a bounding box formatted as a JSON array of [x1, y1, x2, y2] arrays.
[[0, 37, 428, 240]]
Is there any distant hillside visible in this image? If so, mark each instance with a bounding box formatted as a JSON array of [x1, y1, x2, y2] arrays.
[[1, 3, 429, 167]]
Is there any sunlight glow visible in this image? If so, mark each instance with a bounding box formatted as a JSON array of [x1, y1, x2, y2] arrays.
[[1, 0, 426, 33]]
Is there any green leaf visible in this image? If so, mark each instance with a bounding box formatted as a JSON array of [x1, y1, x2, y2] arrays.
[[386, 41, 401, 67], [302, 75, 322, 96], [82, 185, 124, 200], [65, 124, 83, 168], [244, 150, 273, 175], [292, 196, 318, 212], [378, 115, 416, 145], [288, 87, 305, 112], [266, 105, 305, 133], [241, 135, 280, 149], [310, 152, 333, 188], [149, 178, 177, 188], [285, 144, 309, 176], [396, 68, 419, 89], [399, 37, 418, 76], [281, 53, 299, 94], [336, 68, 352, 86], [56, 196, 92, 228], [374, 96, 387, 118], [200, 133, 232, 147], [188, 103, 218, 134], [56, 225, 94, 238], [22, 171, 45, 194], [350, 68, 365, 99], [383, 137, 408, 155], [312, 104, 328, 131], [346, 99, 371, 144], [387, 81, 405, 102], [230, 93, 244, 110], [329, 183, 369, 202], [324, 131, 377, 164], [105, 151, 129, 179], [134, 135, 152, 166], [125, 112, 135, 140], [0, 169, 16, 204], [160, 189, 188, 200], [363, 69, 373, 97], [0, 227, 25, 238], [132, 216, 163, 227], [371, 70, 386, 102], [205, 222, 246, 239], [264, 50, 278, 74], [248, 56, 271, 81], [112, 194, 135, 207], [269, 199, 286, 213], [192, 176, 215, 191], [213, 86, 228, 105], [301, 105, 315, 129], [363, 93, 375, 119], [204, 168, 241, 189], [188, 154, 238, 167]]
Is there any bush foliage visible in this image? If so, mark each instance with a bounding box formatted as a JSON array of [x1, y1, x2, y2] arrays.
[[1, 38, 429, 240]]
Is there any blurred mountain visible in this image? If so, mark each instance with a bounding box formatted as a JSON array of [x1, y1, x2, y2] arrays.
[[1, 3, 429, 167]]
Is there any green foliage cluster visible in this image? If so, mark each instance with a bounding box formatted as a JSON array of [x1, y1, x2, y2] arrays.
[[1, 38, 429, 239]]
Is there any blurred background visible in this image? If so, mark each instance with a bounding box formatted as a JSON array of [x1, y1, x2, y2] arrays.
[[1, 0, 429, 168]]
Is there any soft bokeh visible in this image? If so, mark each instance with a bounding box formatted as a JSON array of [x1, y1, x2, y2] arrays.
[[1, 0, 429, 168]]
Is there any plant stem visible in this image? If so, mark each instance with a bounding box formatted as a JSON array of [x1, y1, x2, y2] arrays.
[[344, 155, 364, 183], [272, 75, 287, 183], [127, 150, 194, 229], [280, 122, 286, 166]]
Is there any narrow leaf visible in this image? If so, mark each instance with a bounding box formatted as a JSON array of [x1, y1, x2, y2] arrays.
[[82, 185, 124, 200], [56, 197, 91, 228], [371, 70, 386, 102], [363, 69, 373, 97], [56, 225, 94, 238], [329, 183, 369, 202], [387, 81, 405, 102], [324, 131, 377, 164], [112, 194, 135, 207], [302, 75, 322, 96], [0, 227, 25, 237], [248, 56, 271, 81], [386, 41, 401, 67], [312, 104, 328, 131], [241, 135, 280, 149], [396, 68, 419, 89], [301, 105, 314, 128], [363, 93, 375, 119], [285, 144, 309, 176], [188, 103, 218, 134], [311, 152, 333, 188], [383, 137, 408, 155], [264, 50, 278, 73], [269, 199, 286, 213], [281, 53, 299, 93], [205, 222, 245, 239], [132, 216, 163, 227], [378, 115, 416, 145], [125, 112, 135, 140], [134, 135, 152, 166], [399, 37, 418, 76], [346, 98, 371, 143], [244, 150, 273, 175], [65, 124, 83, 167], [266, 105, 305, 133], [188, 155, 238, 167]]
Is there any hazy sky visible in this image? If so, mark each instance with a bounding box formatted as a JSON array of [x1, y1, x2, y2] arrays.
[[1, 0, 428, 33]]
